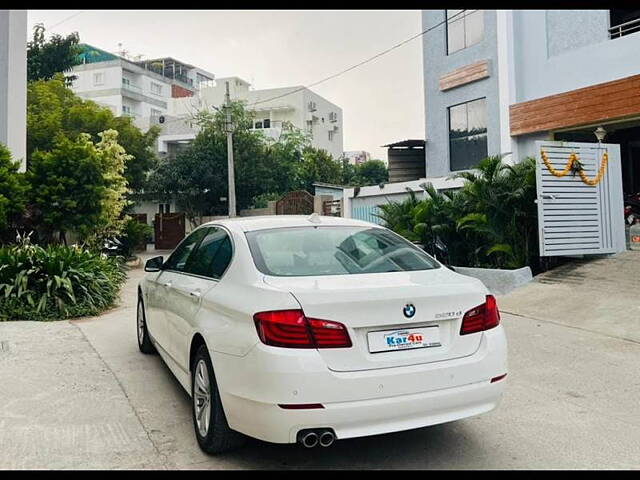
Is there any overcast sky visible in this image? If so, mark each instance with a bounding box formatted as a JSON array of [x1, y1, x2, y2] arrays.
[[27, 9, 425, 161]]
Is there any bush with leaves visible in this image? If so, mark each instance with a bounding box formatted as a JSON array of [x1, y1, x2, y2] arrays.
[[0, 233, 126, 321], [376, 155, 539, 270], [27, 130, 131, 245], [27, 75, 159, 191], [0, 143, 29, 237], [118, 218, 152, 258]]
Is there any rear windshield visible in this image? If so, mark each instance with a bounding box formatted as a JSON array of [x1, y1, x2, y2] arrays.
[[245, 226, 440, 277]]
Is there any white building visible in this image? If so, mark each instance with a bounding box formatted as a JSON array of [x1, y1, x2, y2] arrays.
[[69, 44, 214, 130], [163, 76, 344, 159], [0, 10, 27, 171]]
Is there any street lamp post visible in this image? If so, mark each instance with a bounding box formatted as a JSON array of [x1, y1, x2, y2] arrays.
[[224, 81, 237, 218]]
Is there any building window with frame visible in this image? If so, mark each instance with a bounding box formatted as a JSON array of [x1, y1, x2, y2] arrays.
[[150, 82, 163, 96], [446, 9, 484, 54], [328, 130, 335, 142], [93, 72, 105, 86], [448, 98, 487, 171], [150, 108, 162, 118]]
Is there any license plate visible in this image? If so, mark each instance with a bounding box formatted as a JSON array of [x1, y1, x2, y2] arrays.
[[367, 326, 441, 353]]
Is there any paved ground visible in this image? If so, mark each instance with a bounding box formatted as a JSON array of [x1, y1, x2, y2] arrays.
[[1, 250, 639, 469]]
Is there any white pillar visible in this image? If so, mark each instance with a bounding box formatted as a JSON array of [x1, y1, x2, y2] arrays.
[[496, 10, 517, 164], [0, 10, 27, 172]]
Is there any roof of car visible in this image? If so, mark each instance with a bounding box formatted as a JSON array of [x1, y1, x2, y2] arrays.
[[201, 215, 381, 233]]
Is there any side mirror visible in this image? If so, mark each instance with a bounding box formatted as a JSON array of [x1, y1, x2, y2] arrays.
[[144, 256, 164, 272]]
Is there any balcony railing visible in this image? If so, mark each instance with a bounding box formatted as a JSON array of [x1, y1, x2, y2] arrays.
[[609, 17, 640, 39], [122, 81, 142, 93]]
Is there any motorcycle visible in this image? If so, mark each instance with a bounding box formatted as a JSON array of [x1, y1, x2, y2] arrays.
[[624, 192, 640, 225], [102, 236, 126, 257]]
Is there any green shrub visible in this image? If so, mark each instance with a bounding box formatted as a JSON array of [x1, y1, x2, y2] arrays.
[[251, 192, 282, 209], [375, 155, 539, 270], [0, 233, 126, 321], [119, 217, 152, 258], [0, 143, 29, 235]]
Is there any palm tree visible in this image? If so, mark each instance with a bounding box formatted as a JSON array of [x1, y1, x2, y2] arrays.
[[374, 189, 421, 242]]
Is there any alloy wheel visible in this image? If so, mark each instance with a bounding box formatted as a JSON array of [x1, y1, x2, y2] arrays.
[[194, 359, 211, 437], [137, 300, 145, 345]]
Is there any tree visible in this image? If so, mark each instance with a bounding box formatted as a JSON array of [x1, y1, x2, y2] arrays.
[[26, 75, 158, 191], [26, 130, 130, 244], [149, 102, 270, 223], [297, 148, 342, 193], [0, 144, 29, 236], [355, 159, 389, 185], [27, 24, 81, 84], [341, 159, 389, 187]]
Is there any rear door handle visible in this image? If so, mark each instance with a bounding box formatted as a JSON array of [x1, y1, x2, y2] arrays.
[[189, 290, 201, 298], [163, 282, 172, 288]]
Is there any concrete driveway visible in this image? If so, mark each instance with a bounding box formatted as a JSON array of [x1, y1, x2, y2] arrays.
[[1, 251, 639, 469]]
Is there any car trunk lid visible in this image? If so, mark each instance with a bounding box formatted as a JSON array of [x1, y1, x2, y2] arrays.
[[263, 268, 487, 372]]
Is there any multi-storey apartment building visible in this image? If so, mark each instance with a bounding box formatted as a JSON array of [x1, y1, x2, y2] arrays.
[[70, 44, 215, 129], [422, 9, 640, 196], [161, 76, 344, 160]]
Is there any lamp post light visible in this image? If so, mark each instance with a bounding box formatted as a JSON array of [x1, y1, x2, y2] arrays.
[[594, 126, 607, 144]]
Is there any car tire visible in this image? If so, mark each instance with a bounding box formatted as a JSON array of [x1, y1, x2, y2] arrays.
[[137, 295, 156, 354], [192, 344, 246, 454]]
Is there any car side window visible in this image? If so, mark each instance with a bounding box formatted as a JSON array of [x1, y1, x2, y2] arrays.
[[163, 227, 209, 272], [210, 235, 232, 278], [184, 227, 233, 279]]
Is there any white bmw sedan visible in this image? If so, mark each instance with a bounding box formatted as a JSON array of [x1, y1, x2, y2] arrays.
[[137, 215, 507, 453]]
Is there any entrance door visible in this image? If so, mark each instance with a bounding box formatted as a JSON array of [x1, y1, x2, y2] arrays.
[[536, 141, 625, 256], [154, 212, 185, 250]]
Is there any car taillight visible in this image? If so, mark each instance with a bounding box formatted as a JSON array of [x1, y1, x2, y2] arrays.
[[254, 310, 352, 349], [460, 295, 500, 335]]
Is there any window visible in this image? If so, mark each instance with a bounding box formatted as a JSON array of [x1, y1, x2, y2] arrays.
[[162, 228, 209, 272], [93, 72, 104, 86], [446, 9, 484, 54], [448, 98, 488, 171], [328, 130, 334, 141], [254, 121, 263, 129], [150, 82, 163, 95], [151, 108, 162, 118], [184, 228, 233, 279], [609, 9, 640, 39], [158, 203, 170, 214], [122, 105, 132, 115], [263, 118, 270, 128], [245, 226, 440, 277]]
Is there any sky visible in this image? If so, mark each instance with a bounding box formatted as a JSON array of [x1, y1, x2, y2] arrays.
[[27, 9, 425, 161]]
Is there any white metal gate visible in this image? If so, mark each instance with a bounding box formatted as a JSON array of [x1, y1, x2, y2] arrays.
[[536, 140, 625, 257]]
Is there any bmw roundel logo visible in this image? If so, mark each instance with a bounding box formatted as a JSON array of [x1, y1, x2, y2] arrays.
[[403, 304, 416, 318]]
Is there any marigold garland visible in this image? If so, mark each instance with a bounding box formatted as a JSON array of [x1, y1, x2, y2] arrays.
[[540, 149, 608, 186]]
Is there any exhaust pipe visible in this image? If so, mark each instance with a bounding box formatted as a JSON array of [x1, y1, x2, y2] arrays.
[[299, 431, 319, 448], [318, 430, 335, 447]]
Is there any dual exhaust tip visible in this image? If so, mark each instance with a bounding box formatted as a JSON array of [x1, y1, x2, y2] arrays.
[[298, 429, 336, 448]]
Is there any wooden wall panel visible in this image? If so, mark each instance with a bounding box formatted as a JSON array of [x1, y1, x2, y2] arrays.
[[439, 60, 490, 91], [510, 74, 640, 136]]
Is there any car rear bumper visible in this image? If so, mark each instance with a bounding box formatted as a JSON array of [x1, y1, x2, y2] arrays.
[[211, 325, 507, 444]]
